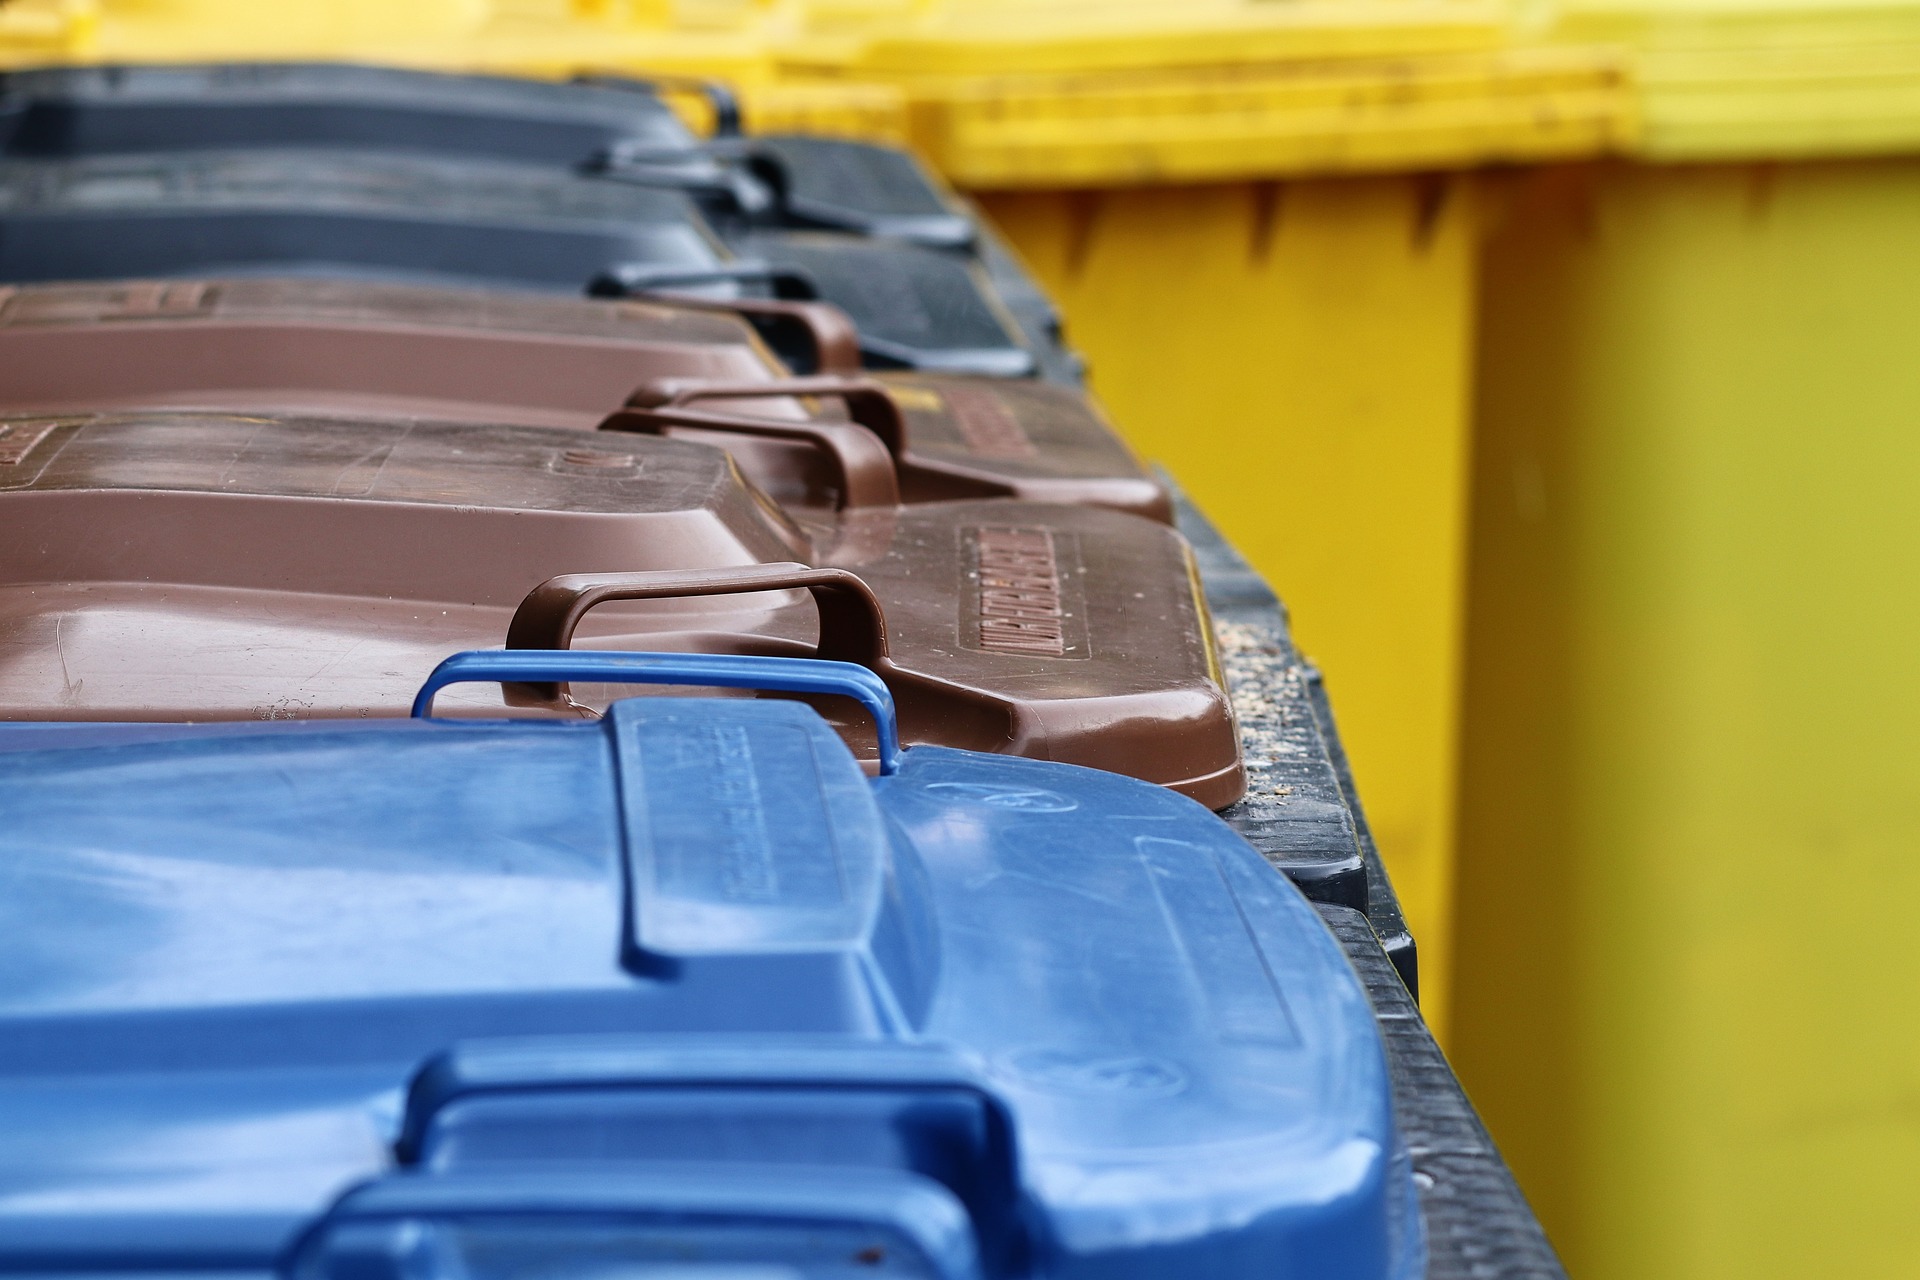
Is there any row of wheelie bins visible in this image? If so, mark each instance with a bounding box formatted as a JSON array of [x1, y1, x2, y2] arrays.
[[0, 63, 1424, 1278]]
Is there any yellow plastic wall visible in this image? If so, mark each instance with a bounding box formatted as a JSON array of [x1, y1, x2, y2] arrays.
[[1453, 156, 1920, 1278], [979, 178, 1478, 1036]]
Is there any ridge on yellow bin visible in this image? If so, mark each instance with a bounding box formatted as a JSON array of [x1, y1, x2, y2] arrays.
[[804, 0, 1518, 73], [792, 0, 1637, 185], [905, 46, 1631, 187], [1529, 0, 1920, 159]]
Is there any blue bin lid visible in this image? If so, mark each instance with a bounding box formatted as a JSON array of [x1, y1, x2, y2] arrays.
[[0, 653, 1418, 1280]]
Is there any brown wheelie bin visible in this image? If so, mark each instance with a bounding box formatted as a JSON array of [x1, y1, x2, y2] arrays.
[[0, 409, 1240, 807], [0, 278, 1169, 520]]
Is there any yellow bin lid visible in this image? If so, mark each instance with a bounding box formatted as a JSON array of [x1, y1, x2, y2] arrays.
[[1533, 0, 1920, 161]]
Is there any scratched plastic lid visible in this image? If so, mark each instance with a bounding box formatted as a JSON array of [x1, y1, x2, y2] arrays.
[[0, 654, 1419, 1279], [0, 278, 1163, 519], [0, 410, 1239, 806]]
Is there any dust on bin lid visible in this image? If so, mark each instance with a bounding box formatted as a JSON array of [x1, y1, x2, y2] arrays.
[[0, 651, 1420, 1279], [0, 276, 793, 429], [0, 149, 726, 293], [0, 61, 697, 164], [0, 408, 1241, 806], [618, 370, 1173, 522]]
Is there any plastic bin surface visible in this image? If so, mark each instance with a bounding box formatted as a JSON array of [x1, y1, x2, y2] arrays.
[[0, 149, 1034, 374], [0, 278, 1165, 519], [0, 409, 1239, 805], [0, 678, 1418, 1279]]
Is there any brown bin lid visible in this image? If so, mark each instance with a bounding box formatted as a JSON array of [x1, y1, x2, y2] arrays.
[[0, 278, 1169, 521], [0, 409, 1241, 806], [0, 278, 798, 430]]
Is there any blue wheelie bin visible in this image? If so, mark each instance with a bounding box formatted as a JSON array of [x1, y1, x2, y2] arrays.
[[0, 651, 1422, 1279]]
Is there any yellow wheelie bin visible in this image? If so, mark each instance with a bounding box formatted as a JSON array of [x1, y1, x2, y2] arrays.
[[1451, 1, 1920, 1276]]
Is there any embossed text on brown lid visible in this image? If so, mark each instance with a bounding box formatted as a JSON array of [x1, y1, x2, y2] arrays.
[[500, 501, 1243, 807]]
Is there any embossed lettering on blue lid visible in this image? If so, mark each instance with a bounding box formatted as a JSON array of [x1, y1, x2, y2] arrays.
[[610, 698, 886, 959]]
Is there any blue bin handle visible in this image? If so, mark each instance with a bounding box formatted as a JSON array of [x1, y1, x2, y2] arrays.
[[410, 649, 901, 775], [293, 1166, 983, 1280]]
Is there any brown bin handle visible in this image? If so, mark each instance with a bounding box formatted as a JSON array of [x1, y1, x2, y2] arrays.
[[628, 376, 909, 457], [505, 563, 892, 700], [637, 292, 863, 375], [599, 404, 900, 510]]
